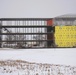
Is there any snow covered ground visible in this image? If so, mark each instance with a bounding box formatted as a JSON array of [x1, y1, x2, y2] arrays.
[[0, 48, 76, 66], [0, 48, 76, 75], [0, 60, 76, 75]]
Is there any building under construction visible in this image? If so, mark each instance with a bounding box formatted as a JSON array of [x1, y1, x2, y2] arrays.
[[54, 14, 76, 47], [0, 14, 76, 48]]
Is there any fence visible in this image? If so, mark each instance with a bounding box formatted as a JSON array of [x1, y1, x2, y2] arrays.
[[0, 18, 55, 49]]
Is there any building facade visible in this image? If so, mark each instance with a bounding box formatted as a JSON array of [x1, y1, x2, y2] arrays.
[[53, 14, 76, 47], [0, 14, 76, 48]]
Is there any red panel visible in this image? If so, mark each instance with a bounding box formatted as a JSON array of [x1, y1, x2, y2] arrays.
[[47, 20, 53, 26]]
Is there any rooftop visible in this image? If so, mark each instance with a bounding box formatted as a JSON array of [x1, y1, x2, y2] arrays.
[[54, 14, 76, 18]]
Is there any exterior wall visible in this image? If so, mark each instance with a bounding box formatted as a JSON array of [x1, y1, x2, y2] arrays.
[[53, 18, 76, 26], [47, 19, 54, 47], [55, 26, 76, 47], [47, 20, 53, 26]]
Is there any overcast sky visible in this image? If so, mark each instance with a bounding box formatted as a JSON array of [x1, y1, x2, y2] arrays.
[[0, 0, 76, 18]]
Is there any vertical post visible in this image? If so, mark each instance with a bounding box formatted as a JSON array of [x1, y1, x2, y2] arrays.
[[0, 20, 2, 48], [45, 20, 47, 47]]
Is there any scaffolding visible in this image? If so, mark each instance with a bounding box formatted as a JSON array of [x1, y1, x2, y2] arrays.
[[0, 18, 55, 49]]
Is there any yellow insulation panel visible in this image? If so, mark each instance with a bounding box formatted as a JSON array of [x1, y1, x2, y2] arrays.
[[55, 26, 76, 47]]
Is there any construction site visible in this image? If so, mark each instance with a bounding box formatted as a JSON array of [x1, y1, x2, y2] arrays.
[[0, 14, 76, 48]]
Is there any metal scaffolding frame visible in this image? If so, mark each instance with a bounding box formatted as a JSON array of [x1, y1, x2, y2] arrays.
[[0, 18, 55, 49]]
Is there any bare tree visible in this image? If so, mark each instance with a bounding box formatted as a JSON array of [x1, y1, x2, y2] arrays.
[[16, 35, 26, 48], [4, 28, 26, 48], [33, 31, 46, 47], [4, 30, 14, 44]]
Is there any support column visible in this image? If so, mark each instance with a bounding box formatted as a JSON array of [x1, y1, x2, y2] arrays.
[[0, 20, 2, 48]]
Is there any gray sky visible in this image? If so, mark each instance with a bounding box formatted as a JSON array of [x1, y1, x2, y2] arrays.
[[0, 0, 76, 18]]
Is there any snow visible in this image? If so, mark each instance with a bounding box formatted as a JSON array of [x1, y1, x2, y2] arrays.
[[0, 60, 76, 75], [0, 48, 76, 66], [0, 48, 76, 75]]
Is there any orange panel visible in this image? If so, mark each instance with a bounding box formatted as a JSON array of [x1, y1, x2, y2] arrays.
[[47, 20, 53, 26]]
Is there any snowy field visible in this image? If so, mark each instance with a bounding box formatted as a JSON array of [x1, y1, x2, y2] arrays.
[[0, 48, 76, 66], [0, 60, 76, 75], [0, 48, 76, 75]]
